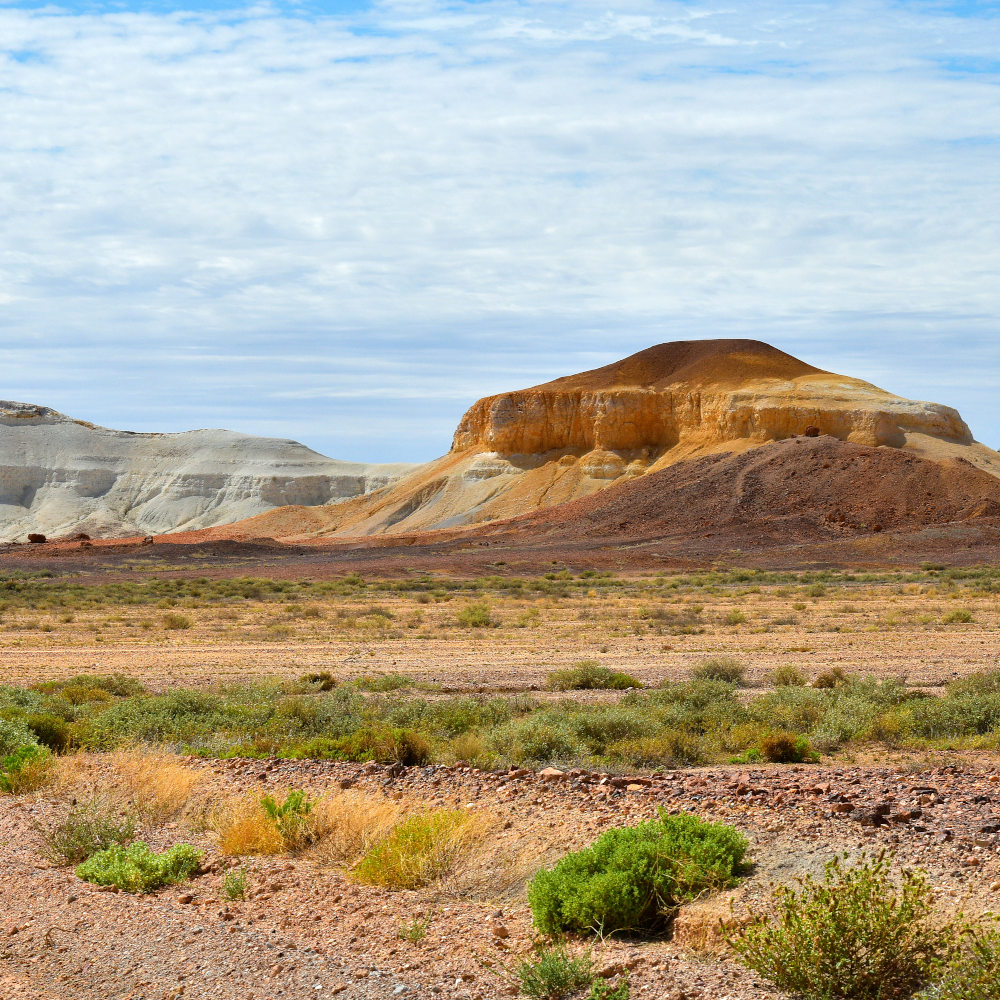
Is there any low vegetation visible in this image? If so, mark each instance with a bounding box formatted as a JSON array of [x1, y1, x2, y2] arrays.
[[528, 812, 748, 936], [546, 661, 641, 691], [7, 668, 1000, 772], [76, 841, 202, 893], [40, 797, 136, 865], [352, 808, 486, 890], [731, 852, 973, 1000]]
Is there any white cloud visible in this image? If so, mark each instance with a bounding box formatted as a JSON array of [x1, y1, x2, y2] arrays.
[[0, 0, 997, 458]]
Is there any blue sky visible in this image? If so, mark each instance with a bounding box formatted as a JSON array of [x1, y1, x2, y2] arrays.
[[1, 0, 998, 462]]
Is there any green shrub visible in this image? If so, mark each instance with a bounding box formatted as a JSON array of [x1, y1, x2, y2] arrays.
[[0, 744, 53, 793], [690, 657, 746, 685], [162, 613, 193, 630], [76, 841, 202, 893], [606, 732, 707, 768], [261, 790, 314, 842], [589, 974, 629, 1000], [516, 944, 594, 1000], [923, 926, 1000, 1000], [354, 673, 413, 692], [486, 715, 580, 768], [942, 609, 974, 624], [41, 797, 136, 864], [320, 726, 431, 765], [456, 601, 494, 628], [731, 852, 965, 1000], [222, 867, 249, 900], [546, 661, 641, 691], [26, 712, 72, 753], [0, 718, 37, 757], [759, 732, 816, 764], [301, 671, 337, 691], [769, 665, 807, 688], [528, 811, 748, 936]]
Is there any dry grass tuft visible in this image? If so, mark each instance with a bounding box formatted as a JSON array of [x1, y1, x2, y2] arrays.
[[108, 750, 206, 825], [308, 790, 408, 867], [213, 795, 288, 856], [443, 832, 562, 905], [351, 808, 489, 890]]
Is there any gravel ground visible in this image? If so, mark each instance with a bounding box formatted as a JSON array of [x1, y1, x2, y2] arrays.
[[4, 755, 1000, 999]]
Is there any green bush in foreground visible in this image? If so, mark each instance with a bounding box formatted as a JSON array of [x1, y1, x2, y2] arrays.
[[546, 661, 641, 691], [731, 852, 967, 1000], [528, 811, 748, 936], [76, 841, 202, 893], [921, 927, 1000, 1000]]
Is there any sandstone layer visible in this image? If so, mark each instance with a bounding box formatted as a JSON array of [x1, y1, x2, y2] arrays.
[[0, 402, 413, 541], [231, 339, 1000, 541]]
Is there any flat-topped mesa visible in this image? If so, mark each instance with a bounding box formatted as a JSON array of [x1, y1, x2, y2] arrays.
[[451, 339, 973, 457]]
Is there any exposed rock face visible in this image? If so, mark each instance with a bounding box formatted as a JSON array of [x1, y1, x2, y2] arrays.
[[452, 340, 973, 455], [0, 402, 413, 541], [219, 339, 1000, 542]]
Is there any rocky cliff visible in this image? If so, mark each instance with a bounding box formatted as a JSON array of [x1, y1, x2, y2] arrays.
[[0, 402, 413, 541]]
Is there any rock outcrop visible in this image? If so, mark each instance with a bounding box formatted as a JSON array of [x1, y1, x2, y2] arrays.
[[220, 339, 1000, 541], [0, 402, 413, 541]]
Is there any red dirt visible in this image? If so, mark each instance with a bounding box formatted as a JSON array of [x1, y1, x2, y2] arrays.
[[531, 338, 822, 391]]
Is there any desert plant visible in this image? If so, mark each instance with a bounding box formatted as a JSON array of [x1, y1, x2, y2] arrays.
[[457, 601, 494, 628], [922, 925, 1000, 1000], [398, 912, 433, 943], [108, 749, 205, 824], [0, 744, 53, 793], [516, 944, 594, 1000], [528, 811, 748, 936], [161, 612, 193, 630], [25, 712, 72, 753], [942, 609, 974, 625], [690, 657, 746, 685], [352, 809, 486, 890], [222, 867, 249, 900], [813, 667, 849, 689], [308, 790, 406, 867], [759, 732, 816, 764], [589, 974, 630, 1000], [76, 841, 202, 893], [40, 797, 136, 865], [731, 852, 966, 1000], [546, 661, 641, 691], [769, 665, 807, 688], [0, 718, 37, 757], [260, 789, 314, 842]]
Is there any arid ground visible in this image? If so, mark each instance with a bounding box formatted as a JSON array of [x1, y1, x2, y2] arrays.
[[1, 546, 999, 999]]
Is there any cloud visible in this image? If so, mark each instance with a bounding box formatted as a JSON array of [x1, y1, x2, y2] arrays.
[[0, 0, 997, 458]]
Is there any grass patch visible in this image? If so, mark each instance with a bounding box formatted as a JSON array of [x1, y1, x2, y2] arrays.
[[352, 809, 487, 890], [528, 811, 748, 936], [1, 744, 53, 794], [516, 945, 595, 1000]]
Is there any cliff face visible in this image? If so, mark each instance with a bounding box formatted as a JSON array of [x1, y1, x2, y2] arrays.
[[0, 402, 413, 541], [451, 340, 972, 455]]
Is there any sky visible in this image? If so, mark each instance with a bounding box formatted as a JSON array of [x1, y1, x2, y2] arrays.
[[1, 0, 998, 462]]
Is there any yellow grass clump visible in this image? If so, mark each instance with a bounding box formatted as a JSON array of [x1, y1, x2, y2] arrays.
[[351, 808, 488, 890], [108, 749, 207, 825], [308, 790, 407, 867], [214, 794, 288, 856]]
